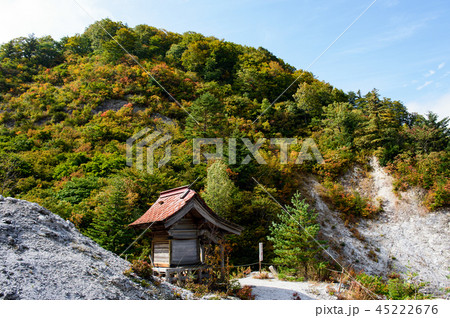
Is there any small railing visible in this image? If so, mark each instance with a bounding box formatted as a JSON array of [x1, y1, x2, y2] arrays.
[[153, 265, 210, 283]]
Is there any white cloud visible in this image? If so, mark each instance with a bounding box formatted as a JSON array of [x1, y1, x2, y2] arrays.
[[339, 17, 431, 55], [438, 62, 446, 70], [417, 81, 433, 90], [384, 0, 400, 7], [406, 92, 450, 119], [425, 70, 436, 77], [0, 0, 112, 44]]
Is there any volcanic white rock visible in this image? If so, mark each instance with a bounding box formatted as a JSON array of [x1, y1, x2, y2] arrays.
[[0, 197, 186, 300]]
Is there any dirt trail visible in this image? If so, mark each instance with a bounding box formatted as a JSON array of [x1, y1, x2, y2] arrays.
[[238, 274, 338, 300]]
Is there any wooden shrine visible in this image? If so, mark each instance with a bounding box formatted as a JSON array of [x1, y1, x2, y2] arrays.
[[129, 185, 242, 282]]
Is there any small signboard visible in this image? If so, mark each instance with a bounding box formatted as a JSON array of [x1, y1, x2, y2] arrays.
[[259, 242, 263, 262]]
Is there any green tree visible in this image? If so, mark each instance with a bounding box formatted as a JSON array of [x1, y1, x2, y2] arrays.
[[64, 34, 92, 56], [354, 90, 384, 149], [410, 112, 449, 153], [267, 192, 323, 278], [87, 180, 136, 254], [165, 31, 205, 67], [0, 40, 19, 60], [203, 160, 237, 219], [181, 39, 211, 74], [0, 153, 32, 196], [293, 80, 346, 123], [133, 24, 180, 59], [203, 40, 239, 82], [56, 176, 102, 205], [187, 92, 225, 136], [102, 28, 138, 61], [84, 18, 127, 51], [321, 102, 363, 149], [234, 47, 295, 102], [35, 36, 64, 67], [0, 154, 20, 196], [22, 34, 39, 59]]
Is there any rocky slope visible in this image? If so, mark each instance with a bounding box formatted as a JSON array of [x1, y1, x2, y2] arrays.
[[0, 196, 188, 300], [310, 157, 449, 295]]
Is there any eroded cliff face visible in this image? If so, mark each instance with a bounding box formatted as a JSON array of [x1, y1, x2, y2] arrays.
[[307, 157, 449, 293]]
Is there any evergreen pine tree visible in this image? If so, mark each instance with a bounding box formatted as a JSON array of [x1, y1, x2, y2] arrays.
[[87, 180, 135, 255], [186, 92, 224, 137], [267, 192, 323, 278]]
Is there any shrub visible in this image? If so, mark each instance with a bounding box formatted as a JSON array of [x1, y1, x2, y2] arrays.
[[343, 272, 429, 300], [277, 269, 305, 281], [367, 250, 378, 262], [356, 273, 388, 296], [56, 176, 102, 204], [388, 152, 450, 210], [130, 259, 153, 279], [349, 227, 365, 241], [326, 285, 336, 296], [253, 272, 270, 279], [202, 241, 237, 293], [324, 181, 381, 220], [424, 180, 450, 210], [53, 152, 90, 179], [183, 280, 210, 297], [387, 278, 415, 300], [236, 285, 255, 300], [292, 292, 302, 300], [231, 266, 251, 279], [277, 273, 287, 280]]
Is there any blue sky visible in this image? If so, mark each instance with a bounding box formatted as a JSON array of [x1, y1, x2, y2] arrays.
[[1, 0, 449, 119]]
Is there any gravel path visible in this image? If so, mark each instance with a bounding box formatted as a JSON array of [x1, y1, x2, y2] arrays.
[[238, 274, 338, 300]]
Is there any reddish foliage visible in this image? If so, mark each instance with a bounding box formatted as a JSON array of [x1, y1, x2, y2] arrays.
[[236, 285, 255, 300]]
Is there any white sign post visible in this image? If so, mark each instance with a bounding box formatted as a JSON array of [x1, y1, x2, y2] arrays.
[[259, 242, 263, 273]]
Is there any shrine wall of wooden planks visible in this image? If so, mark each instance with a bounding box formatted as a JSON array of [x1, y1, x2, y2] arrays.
[[151, 213, 201, 267]]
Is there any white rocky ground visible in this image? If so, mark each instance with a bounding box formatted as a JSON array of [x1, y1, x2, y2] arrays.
[[311, 157, 449, 295], [239, 272, 338, 300], [0, 196, 191, 300]]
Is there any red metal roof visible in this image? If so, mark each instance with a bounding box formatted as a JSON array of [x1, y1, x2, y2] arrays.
[[129, 186, 196, 226]]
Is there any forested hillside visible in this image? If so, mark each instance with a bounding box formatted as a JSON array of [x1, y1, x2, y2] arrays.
[[0, 19, 448, 268]]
